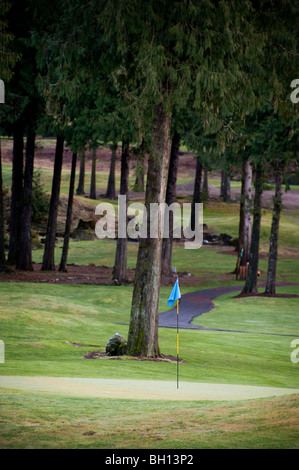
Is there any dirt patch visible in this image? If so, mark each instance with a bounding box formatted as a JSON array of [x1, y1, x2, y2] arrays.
[[0, 262, 221, 287]]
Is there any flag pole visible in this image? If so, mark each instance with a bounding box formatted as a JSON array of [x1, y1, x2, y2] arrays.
[[168, 268, 181, 390], [177, 292, 179, 389]]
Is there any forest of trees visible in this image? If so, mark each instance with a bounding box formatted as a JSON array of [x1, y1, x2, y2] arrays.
[[0, 0, 298, 357]]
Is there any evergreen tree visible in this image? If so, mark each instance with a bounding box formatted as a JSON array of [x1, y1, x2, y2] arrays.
[[236, 157, 253, 276], [113, 141, 130, 284], [161, 130, 180, 276], [240, 108, 298, 294], [0, 1, 20, 271], [16, 129, 36, 270], [265, 160, 284, 295], [105, 143, 118, 200], [41, 134, 64, 271], [0, 140, 6, 272], [1, 0, 45, 269], [89, 146, 97, 200], [76, 149, 85, 195], [59, 152, 77, 272], [241, 162, 264, 294], [0, 1, 20, 83]]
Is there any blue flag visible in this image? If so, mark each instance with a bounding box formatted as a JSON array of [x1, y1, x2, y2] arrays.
[[167, 278, 181, 307]]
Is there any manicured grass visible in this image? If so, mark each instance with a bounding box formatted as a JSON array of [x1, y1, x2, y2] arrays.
[[192, 286, 299, 336], [0, 390, 298, 449], [0, 282, 298, 389], [32, 239, 139, 269], [0, 279, 298, 449], [30, 234, 299, 284]]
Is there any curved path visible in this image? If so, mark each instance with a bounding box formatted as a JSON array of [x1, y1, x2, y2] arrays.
[[159, 285, 240, 331], [159, 284, 299, 336]]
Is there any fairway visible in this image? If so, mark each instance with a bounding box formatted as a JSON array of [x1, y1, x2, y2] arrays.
[[1, 376, 298, 401]]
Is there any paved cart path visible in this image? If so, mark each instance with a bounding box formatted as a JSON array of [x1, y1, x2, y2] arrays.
[[159, 283, 299, 336], [159, 285, 241, 330]]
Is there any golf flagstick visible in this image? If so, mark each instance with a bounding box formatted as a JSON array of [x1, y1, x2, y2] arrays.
[[177, 296, 179, 389], [167, 271, 181, 389]]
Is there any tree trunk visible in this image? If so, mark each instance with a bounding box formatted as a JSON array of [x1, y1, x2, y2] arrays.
[[127, 103, 172, 357], [105, 143, 117, 199], [59, 152, 77, 273], [113, 141, 129, 284], [76, 149, 85, 195], [90, 147, 97, 199], [133, 138, 146, 192], [41, 134, 64, 271], [202, 167, 209, 200], [221, 171, 231, 202], [8, 120, 24, 265], [241, 164, 263, 294], [162, 131, 180, 276], [220, 170, 225, 198], [134, 163, 145, 192], [0, 139, 6, 272], [190, 156, 202, 232], [16, 130, 36, 271], [236, 158, 252, 276], [265, 161, 284, 295]]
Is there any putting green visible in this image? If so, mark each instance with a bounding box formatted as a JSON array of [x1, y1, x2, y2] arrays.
[[0, 376, 298, 401]]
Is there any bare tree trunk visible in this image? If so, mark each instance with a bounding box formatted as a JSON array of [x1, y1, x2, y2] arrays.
[[0, 139, 6, 272], [265, 161, 284, 295], [241, 164, 263, 294], [190, 156, 202, 232], [236, 158, 252, 277], [127, 103, 172, 357], [59, 152, 77, 273], [162, 131, 180, 276], [113, 141, 129, 284], [220, 170, 225, 198], [133, 138, 146, 192], [90, 147, 97, 199], [105, 143, 117, 199], [76, 148, 85, 195], [8, 120, 24, 265], [16, 129, 36, 271], [41, 134, 64, 271], [202, 167, 209, 200], [241, 159, 252, 264], [221, 171, 231, 202]]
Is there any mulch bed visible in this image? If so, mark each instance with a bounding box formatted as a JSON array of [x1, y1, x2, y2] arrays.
[[83, 350, 185, 363]]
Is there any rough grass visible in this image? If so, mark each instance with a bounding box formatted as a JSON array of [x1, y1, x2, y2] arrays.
[[0, 390, 298, 449]]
